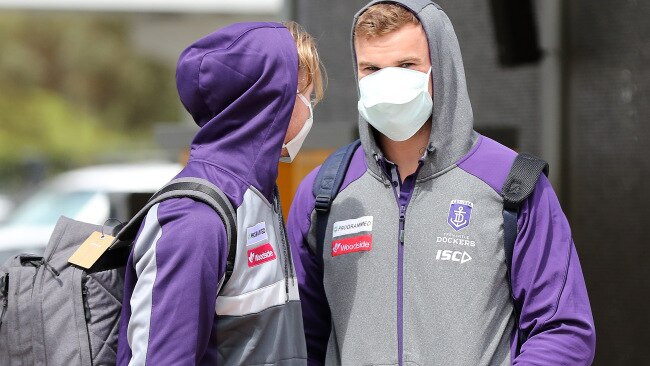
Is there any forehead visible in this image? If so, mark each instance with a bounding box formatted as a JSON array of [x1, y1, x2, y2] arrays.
[[355, 23, 430, 65]]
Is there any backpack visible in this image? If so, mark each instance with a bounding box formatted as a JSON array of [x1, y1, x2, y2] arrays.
[[312, 139, 549, 351], [0, 177, 236, 366]]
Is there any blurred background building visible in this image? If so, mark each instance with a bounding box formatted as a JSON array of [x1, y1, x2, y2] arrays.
[[0, 0, 648, 364]]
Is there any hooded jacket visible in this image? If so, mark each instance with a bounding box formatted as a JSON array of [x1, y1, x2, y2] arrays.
[[287, 1, 595, 365], [117, 22, 307, 365]]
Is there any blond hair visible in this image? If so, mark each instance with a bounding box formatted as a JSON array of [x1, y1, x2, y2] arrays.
[[354, 3, 420, 39], [283, 21, 326, 104]]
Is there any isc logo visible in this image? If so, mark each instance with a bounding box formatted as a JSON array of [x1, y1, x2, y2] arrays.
[[435, 249, 472, 264]]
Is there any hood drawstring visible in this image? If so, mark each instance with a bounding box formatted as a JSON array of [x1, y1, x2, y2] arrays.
[[373, 153, 392, 188]]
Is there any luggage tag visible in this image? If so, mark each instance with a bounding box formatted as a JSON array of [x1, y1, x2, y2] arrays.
[[68, 231, 115, 269]]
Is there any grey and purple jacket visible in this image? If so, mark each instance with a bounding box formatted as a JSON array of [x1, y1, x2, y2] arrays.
[[287, 1, 595, 365], [117, 22, 307, 365]]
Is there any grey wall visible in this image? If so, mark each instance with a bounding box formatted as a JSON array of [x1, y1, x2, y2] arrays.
[[295, 0, 650, 364], [567, 0, 650, 364]]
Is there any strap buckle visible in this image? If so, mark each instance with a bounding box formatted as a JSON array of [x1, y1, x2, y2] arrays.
[[315, 195, 332, 213]]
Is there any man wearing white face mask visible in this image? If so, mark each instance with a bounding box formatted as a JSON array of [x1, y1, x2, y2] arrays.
[[117, 21, 323, 365], [287, 1, 595, 365]]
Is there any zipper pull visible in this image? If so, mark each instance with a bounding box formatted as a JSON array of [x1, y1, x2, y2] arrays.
[[399, 205, 406, 245]]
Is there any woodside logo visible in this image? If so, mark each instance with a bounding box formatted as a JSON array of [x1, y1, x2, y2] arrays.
[[247, 243, 276, 267], [331, 235, 372, 257]]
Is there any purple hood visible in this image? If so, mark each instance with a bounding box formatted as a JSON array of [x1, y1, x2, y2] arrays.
[[175, 22, 299, 205]]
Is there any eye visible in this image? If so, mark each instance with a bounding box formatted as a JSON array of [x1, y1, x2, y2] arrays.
[[364, 66, 380, 72], [399, 63, 415, 68]]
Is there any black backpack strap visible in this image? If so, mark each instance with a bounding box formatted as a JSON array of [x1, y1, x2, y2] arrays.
[[108, 177, 238, 283], [502, 153, 549, 270], [501, 153, 549, 351], [312, 140, 362, 259]]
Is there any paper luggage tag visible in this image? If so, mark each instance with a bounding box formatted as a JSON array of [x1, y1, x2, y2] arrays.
[[68, 231, 115, 269]]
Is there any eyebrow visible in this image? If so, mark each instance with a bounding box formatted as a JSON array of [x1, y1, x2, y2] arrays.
[[358, 57, 422, 68], [358, 61, 377, 68], [395, 57, 421, 64]]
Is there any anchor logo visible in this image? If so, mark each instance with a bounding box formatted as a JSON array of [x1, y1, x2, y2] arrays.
[[451, 206, 468, 227], [447, 200, 473, 231]]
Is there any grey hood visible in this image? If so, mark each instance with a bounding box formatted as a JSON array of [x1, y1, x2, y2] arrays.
[[352, 0, 478, 179]]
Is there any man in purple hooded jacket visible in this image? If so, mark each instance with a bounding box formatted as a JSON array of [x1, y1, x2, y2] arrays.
[[117, 21, 324, 365], [287, 1, 596, 365]]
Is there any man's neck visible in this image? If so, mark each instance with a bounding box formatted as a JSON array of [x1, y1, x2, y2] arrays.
[[377, 120, 432, 182]]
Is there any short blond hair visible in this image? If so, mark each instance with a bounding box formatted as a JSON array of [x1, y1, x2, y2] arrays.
[[283, 21, 326, 104], [354, 3, 420, 39]]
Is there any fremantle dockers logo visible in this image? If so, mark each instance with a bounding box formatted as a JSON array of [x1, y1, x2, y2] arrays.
[[448, 200, 473, 231]]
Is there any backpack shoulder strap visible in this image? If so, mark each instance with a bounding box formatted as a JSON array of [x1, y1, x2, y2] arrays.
[[501, 153, 549, 268], [109, 177, 238, 283], [501, 152, 549, 350], [312, 139, 361, 259]]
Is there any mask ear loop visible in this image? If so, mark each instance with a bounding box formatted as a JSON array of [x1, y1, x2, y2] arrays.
[[424, 67, 434, 101], [296, 92, 313, 119]]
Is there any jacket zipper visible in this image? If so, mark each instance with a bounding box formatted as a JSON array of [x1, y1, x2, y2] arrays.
[[0, 296, 6, 331], [81, 276, 91, 323], [0, 273, 8, 331], [376, 156, 407, 366], [376, 155, 423, 366], [397, 204, 406, 366], [273, 187, 293, 303]]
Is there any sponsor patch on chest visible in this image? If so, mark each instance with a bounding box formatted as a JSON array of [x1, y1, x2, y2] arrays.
[[247, 243, 276, 267], [331, 216, 373, 256], [332, 216, 373, 238], [332, 235, 372, 256], [246, 222, 268, 246]]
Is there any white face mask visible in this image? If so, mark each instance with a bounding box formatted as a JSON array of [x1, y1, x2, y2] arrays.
[[280, 92, 313, 163], [357, 67, 433, 142]]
